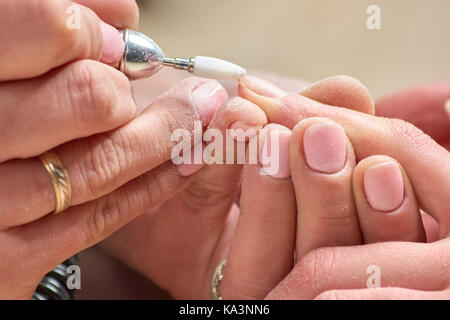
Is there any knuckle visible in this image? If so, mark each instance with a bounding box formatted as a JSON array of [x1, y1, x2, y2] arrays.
[[84, 196, 123, 243], [141, 169, 172, 206], [80, 131, 131, 198], [65, 61, 129, 130], [386, 118, 434, 153], [182, 175, 237, 210], [298, 247, 338, 287]]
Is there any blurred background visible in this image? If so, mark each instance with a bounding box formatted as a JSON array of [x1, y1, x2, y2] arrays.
[[136, 0, 450, 99]]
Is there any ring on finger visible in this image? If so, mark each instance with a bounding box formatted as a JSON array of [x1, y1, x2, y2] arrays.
[[39, 151, 72, 214]]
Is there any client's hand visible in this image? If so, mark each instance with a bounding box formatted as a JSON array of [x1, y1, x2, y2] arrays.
[[217, 76, 449, 299]]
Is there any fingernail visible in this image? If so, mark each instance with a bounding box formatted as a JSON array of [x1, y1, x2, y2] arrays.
[[192, 81, 228, 126], [364, 162, 404, 212], [303, 123, 346, 174], [100, 22, 125, 64], [240, 76, 288, 98], [229, 121, 260, 142], [259, 131, 291, 179]]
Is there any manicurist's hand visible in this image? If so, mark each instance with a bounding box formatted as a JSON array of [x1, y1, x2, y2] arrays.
[[0, 0, 233, 299]]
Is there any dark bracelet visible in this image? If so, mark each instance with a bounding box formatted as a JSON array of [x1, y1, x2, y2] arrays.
[[32, 255, 78, 300]]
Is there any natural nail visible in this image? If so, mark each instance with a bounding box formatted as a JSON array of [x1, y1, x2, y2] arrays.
[[364, 162, 404, 212], [192, 81, 228, 126], [100, 22, 125, 64], [260, 131, 291, 179], [303, 123, 347, 174]]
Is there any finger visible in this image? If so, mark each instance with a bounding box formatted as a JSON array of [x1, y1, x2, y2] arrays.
[[238, 76, 450, 238], [315, 287, 450, 300], [220, 71, 310, 97], [240, 75, 374, 115], [176, 98, 268, 292], [266, 239, 450, 300], [220, 125, 296, 299], [174, 96, 267, 211], [0, 77, 227, 229], [0, 60, 135, 162], [73, 0, 139, 29], [290, 118, 361, 259], [106, 98, 268, 298], [177, 96, 267, 178], [300, 76, 375, 114], [0, 161, 189, 285], [352, 155, 426, 243], [376, 82, 450, 144], [0, 0, 123, 80]]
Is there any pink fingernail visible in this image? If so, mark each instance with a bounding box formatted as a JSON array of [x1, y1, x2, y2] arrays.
[[303, 123, 346, 173], [259, 131, 291, 179], [364, 162, 404, 212], [100, 22, 125, 64], [192, 81, 228, 126]]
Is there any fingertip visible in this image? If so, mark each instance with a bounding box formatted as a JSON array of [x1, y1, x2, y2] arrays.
[[73, 0, 140, 29], [215, 97, 267, 128], [353, 155, 426, 243], [237, 77, 285, 120], [99, 21, 125, 65], [300, 75, 375, 115]]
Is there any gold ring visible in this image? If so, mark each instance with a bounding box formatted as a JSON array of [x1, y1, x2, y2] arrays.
[[39, 151, 72, 214], [211, 259, 226, 300]]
